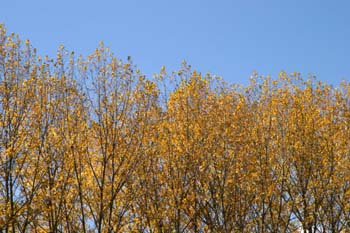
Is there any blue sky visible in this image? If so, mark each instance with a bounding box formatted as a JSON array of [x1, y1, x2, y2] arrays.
[[2, 0, 350, 86]]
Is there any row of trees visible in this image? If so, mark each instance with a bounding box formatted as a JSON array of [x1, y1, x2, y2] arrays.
[[1, 24, 350, 232]]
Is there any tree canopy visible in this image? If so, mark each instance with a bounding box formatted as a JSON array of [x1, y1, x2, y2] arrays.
[[1, 24, 350, 232]]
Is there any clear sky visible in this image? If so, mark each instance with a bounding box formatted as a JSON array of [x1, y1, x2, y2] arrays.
[[2, 0, 350, 86]]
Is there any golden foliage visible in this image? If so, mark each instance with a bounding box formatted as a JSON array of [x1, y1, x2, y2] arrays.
[[1, 24, 350, 232]]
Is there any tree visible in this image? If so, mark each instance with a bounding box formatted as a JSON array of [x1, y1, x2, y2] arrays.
[[1, 24, 350, 232]]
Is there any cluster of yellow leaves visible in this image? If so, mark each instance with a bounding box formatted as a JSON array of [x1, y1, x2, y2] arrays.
[[1, 24, 350, 232]]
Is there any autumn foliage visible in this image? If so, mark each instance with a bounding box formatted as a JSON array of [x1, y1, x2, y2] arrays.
[[1, 24, 350, 232]]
